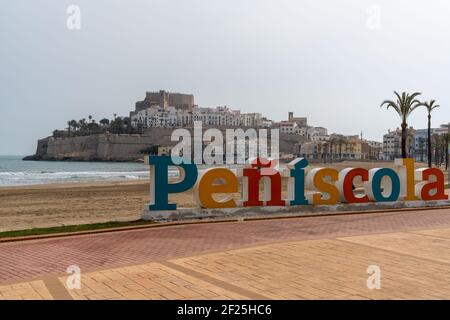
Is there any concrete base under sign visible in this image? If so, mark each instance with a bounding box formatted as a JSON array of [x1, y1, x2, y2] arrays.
[[141, 200, 450, 222]]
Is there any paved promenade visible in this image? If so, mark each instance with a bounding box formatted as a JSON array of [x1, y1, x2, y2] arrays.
[[2, 208, 450, 299]]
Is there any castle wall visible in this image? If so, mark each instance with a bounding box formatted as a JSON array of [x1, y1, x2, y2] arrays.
[[29, 128, 304, 162], [136, 91, 195, 112]]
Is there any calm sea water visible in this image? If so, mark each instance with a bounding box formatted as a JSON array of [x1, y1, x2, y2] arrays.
[[0, 155, 150, 186]]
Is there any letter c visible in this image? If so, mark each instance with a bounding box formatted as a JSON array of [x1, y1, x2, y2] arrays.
[[339, 168, 369, 203]]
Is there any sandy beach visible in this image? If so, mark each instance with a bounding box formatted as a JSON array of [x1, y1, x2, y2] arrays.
[[0, 181, 145, 232], [0, 161, 438, 232]]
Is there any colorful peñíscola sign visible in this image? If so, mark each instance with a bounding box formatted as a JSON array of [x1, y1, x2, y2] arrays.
[[146, 156, 448, 211]]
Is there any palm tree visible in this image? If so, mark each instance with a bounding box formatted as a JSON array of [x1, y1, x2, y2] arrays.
[[418, 100, 440, 168], [322, 142, 330, 163], [418, 137, 425, 162], [78, 118, 87, 134], [337, 136, 347, 161], [381, 91, 422, 158], [442, 133, 450, 170], [99, 118, 110, 126], [433, 134, 441, 166], [328, 137, 338, 163], [67, 120, 77, 136]]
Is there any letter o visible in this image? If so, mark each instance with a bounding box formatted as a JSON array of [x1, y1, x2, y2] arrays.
[[370, 168, 400, 202]]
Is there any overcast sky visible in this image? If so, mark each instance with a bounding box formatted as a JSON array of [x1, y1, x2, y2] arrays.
[[1, 0, 450, 155]]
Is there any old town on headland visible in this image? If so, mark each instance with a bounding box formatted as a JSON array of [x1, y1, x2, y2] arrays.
[[24, 90, 450, 166]]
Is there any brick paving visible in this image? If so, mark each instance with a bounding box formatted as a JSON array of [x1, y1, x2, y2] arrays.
[[2, 208, 450, 284], [2, 208, 450, 299]]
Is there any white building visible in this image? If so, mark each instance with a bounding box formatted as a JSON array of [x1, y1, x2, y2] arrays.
[[308, 127, 329, 141], [260, 117, 274, 128], [192, 106, 242, 126], [131, 105, 263, 128], [132, 106, 180, 128], [382, 128, 415, 160], [278, 121, 298, 134], [240, 112, 263, 127]]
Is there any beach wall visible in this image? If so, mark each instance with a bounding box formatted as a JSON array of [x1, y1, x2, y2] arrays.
[[25, 128, 305, 161], [27, 130, 176, 161]]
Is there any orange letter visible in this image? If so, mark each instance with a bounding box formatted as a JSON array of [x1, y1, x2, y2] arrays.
[[308, 168, 339, 205], [194, 168, 238, 208]]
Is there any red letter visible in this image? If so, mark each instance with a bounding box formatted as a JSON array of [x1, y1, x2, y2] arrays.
[[243, 158, 285, 207], [343, 168, 369, 203], [420, 168, 448, 200]]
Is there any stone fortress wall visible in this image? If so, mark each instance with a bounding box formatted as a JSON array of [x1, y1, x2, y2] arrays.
[[28, 127, 305, 162]]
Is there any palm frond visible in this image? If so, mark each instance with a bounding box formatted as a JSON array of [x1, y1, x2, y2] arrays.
[[393, 91, 402, 104], [419, 99, 440, 114], [381, 99, 401, 117], [409, 92, 422, 101], [382, 91, 424, 123]]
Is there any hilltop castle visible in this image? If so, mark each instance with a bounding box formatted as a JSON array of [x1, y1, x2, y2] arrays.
[[134, 90, 195, 112]]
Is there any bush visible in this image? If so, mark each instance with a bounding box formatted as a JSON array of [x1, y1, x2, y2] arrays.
[[140, 145, 160, 155]]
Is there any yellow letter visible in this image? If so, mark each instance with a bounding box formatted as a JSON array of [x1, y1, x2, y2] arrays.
[[395, 158, 418, 201]]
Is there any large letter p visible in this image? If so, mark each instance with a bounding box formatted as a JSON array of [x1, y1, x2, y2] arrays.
[[147, 155, 198, 211]]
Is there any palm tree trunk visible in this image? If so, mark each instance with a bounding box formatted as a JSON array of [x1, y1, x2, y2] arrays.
[[427, 114, 432, 168], [435, 138, 439, 166], [446, 141, 449, 170], [330, 142, 333, 163], [401, 122, 407, 158]]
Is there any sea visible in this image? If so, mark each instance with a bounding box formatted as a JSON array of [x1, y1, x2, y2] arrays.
[[0, 155, 151, 187], [0, 155, 266, 187]]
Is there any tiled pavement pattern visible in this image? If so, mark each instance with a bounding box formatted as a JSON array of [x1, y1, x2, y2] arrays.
[[58, 263, 249, 300], [0, 280, 53, 300], [3, 208, 450, 299], [171, 237, 450, 299]]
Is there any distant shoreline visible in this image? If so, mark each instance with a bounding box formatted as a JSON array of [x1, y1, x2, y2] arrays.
[[22, 154, 145, 163]]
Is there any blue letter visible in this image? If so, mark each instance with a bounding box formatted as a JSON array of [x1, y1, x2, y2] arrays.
[[371, 168, 400, 202], [147, 155, 198, 210], [289, 157, 309, 205]]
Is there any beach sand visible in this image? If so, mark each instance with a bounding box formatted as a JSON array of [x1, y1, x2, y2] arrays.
[[0, 161, 438, 232], [0, 181, 148, 232]]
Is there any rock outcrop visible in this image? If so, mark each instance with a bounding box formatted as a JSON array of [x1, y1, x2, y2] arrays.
[[23, 130, 176, 162], [24, 128, 306, 162]]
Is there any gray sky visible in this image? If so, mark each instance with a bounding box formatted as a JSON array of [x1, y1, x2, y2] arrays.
[[1, 0, 450, 155]]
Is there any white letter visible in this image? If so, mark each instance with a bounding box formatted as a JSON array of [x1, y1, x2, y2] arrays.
[[203, 128, 224, 165], [366, 5, 381, 30], [226, 128, 257, 165], [269, 129, 279, 171], [66, 265, 81, 289], [66, 5, 81, 30], [193, 121, 203, 164], [366, 265, 381, 289], [171, 128, 191, 164]]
